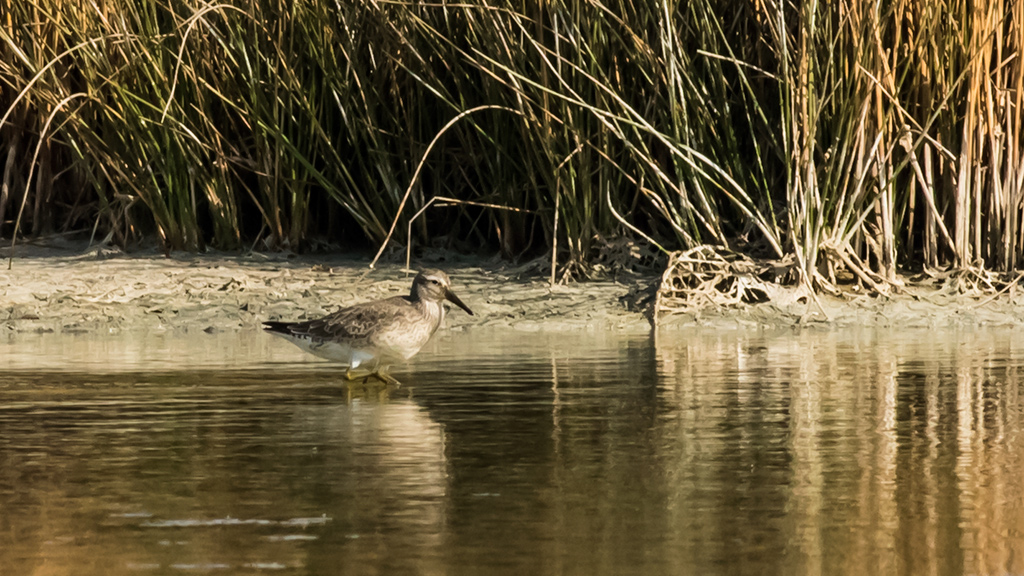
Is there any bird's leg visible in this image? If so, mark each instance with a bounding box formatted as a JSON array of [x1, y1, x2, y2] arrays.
[[345, 366, 401, 388], [372, 368, 402, 388], [345, 367, 374, 382], [364, 363, 401, 387]]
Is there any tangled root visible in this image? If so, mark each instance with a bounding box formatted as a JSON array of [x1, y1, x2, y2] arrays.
[[654, 245, 812, 324], [912, 265, 1024, 299]]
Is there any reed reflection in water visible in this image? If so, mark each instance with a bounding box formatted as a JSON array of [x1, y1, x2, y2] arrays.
[[0, 328, 1021, 575], [654, 328, 1024, 576]]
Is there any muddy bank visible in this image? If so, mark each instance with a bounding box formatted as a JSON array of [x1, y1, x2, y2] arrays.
[[2, 243, 1023, 335], [0, 243, 655, 335], [659, 287, 1024, 329]]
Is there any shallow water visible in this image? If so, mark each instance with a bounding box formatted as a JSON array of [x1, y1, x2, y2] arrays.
[[1, 327, 1023, 576]]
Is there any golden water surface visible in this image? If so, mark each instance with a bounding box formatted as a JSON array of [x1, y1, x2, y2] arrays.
[[0, 327, 1022, 575]]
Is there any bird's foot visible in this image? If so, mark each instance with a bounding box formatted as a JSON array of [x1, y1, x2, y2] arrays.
[[345, 367, 402, 388], [373, 370, 402, 388]]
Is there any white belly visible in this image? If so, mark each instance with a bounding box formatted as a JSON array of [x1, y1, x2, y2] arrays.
[[271, 332, 379, 368]]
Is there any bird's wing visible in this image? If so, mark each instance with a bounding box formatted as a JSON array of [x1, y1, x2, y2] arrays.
[[290, 297, 413, 342]]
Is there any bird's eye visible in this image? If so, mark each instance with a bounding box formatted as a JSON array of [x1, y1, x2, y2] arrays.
[[431, 279, 440, 285]]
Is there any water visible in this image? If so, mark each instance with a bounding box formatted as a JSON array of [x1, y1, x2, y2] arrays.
[[1, 327, 1023, 576]]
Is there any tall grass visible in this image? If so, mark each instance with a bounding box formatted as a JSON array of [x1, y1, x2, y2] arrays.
[[1, 0, 1022, 288]]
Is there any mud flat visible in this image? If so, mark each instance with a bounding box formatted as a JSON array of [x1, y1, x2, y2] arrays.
[[0, 243, 655, 335], [2, 242, 1022, 336]]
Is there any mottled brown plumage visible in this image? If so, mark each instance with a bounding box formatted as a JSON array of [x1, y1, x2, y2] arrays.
[[263, 269, 473, 385]]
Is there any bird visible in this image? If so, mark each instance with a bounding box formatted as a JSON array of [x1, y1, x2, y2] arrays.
[[263, 269, 473, 386]]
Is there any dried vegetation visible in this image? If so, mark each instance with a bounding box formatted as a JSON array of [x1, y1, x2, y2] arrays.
[[2, 1, 1023, 315]]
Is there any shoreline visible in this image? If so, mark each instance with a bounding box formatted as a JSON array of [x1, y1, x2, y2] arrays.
[[2, 243, 1023, 335], [0, 243, 655, 335]]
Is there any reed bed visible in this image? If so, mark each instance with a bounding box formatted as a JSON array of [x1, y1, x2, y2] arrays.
[[1, 0, 1022, 291]]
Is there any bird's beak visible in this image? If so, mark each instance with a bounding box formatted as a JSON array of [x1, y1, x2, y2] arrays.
[[445, 288, 474, 316]]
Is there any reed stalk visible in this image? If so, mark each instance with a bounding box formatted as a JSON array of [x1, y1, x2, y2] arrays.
[[0, 0, 1022, 289]]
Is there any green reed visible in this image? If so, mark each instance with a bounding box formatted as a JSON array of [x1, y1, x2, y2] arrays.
[[1, 0, 1022, 287]]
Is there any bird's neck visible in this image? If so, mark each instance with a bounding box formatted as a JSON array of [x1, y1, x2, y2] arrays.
[[414, 297, 446, 331]]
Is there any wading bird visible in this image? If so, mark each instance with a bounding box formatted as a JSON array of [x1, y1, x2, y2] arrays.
[[263, 269, 473, 386]]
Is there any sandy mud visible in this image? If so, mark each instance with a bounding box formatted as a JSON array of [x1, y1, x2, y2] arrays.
[[0, 243, 655, 335], [2, 242, 1023, 336]]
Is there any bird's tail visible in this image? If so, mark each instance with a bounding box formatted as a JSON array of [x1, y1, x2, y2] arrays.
[[262, 321, 293, 335]]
